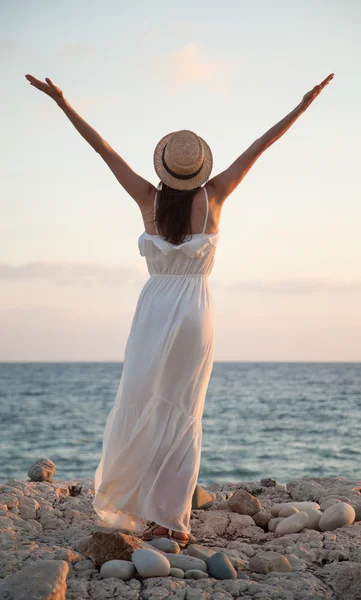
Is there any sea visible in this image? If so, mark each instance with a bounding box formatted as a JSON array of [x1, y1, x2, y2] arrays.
[[1, 362, 360, 486]]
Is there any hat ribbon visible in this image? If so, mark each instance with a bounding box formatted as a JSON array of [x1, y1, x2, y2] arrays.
[[162, 144, 204, 181]]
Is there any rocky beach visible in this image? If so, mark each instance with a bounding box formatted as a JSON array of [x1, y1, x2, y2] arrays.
[[1, 459, 361, 599]]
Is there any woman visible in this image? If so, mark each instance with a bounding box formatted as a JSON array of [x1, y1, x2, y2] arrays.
[[25, 72, 334, 547]]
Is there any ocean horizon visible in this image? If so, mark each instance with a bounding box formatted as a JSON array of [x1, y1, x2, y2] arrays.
[[1, 361, 360, 485]]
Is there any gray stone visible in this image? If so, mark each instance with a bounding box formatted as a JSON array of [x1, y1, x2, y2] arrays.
[[148, 537, 180, 554], [162, 553, 207, 572], [249, 551, 292, 574], [275, 511, 309, 535], [207, 552, 237, 580], [270, 501, 320, 516], [323, 561, 361, 600], [0, 559, 68, 600], [268, 517, 285, 532], [186, 543, 216, 562], [261, 478, 278, 487], [27, 458, 56, 482], [184, 569, 209, 579], [319, 502, 356, 531], [73, 559, 95, 571], [227, 489, 261, 516], [131, 548, 171, 577], [320, 498, 342, 511], [100, 559, 136, 580], [303, 508, 322, 530], [252, 508, 272, 528], [352, 503, 361, 521], [169, 567, 184, 578]]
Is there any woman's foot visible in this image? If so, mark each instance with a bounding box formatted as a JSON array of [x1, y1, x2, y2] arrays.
[[151, 525, 188, 542], [142, 521, 195, 547]]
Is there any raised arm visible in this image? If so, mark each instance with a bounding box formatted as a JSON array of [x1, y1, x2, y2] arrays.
[[208, 73, 334, 203], [25, 75, 155, 207]]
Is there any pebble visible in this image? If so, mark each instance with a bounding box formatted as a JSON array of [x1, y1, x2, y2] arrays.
[[100, 559, 136, 580], [169, 568, 185, 578], [192, 484, 216, 509], [270, 501, 320, 517], [352, 503, 361, 521], [268, 517, 285, 532], [148, 538, 180, 554], [249, 551, 292, 574], [131, 548, 171, 577], [252, 509, 272, 528], [162, 553, 208, 572], [322, 495, 351, 503], [276, 511, 309, 535], [184, 569, 209, 579], [320, 498, 342, 511], [187, 544, 216, 563], [319, 502, 356, 532], [279, 506, 299, 517], [227, 490, 261, 516], [303, 508, 322, 530], [207, 552, 238, 580], [27, 458, 56, 482]]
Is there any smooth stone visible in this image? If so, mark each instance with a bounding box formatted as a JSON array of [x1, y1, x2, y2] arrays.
[[169, 568, 185, 578], [100, 559, 136, 580], [252, 509, 272, 528], [148, 538, 180, 554], [276, 511, 309, 535], [279, 506, 299, 517], [187, 544, 216, 563], [132, 548, 171, 577], [207, 552, 237, 580], [73, 559, 95, 572], [270, 501, 320, 517], [184, 569, 209, 579], [27, 458, 56, 482], [303, 508, 322, 530], [227, 490, 261, 516], [319, 502, 356, 532], [192, 484, 215, 509], [162, 553, 208, 572], [352, 503, 361, 521], [320, 498, 342, 511], [249, 551, 292, 574], [322, 495, 351, 503], [268, 517, 285, 532]]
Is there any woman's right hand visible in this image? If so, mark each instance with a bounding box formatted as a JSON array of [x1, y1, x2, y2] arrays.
[[301, 73, 334, 110], [25, 74, 64, 104]]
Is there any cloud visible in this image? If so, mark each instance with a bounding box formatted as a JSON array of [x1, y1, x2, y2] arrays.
[[224, 278, 361, 294], [0, 262, 144, 287], [157, 43, 235, 96], [60, 43, 96, 57], [0, 40, 16, 51], [1, 263, 361, 294]]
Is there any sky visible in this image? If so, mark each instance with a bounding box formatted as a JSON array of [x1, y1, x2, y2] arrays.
[[1, 0, 360, 361]]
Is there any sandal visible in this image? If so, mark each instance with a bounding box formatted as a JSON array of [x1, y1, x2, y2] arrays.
[[142, 521, 196, 548]]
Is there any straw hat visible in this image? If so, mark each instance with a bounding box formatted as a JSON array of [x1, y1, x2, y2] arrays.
[[153, 130, 213, 191]]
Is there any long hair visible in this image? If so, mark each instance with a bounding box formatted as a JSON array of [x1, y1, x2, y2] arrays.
[[152, 182, 202, 246]]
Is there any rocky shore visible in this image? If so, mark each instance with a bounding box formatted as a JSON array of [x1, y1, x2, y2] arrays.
[[1, 460, 361, 599]]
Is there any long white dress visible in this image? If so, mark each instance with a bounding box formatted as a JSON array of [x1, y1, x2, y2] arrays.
[[93, 185, 220, 534]]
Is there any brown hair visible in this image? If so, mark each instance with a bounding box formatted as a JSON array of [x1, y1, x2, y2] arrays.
[[152, 182, 201, 246]]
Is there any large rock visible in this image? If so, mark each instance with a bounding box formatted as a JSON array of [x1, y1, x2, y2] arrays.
[[249, 551, 292, 574], [323, 561, 361, 600], [320, 502, 356, 532], [227, 490, 261, 516], [0, 559, 68, 600], [27, 458, 56, 482], [78, 531, 149, 567], [192, 484, 216, 509]]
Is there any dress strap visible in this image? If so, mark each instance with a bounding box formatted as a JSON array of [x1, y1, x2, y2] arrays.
[[153, 190, 159, 235], [202, 186, 209, 234]]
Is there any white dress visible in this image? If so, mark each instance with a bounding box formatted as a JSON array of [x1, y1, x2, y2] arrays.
[[93, 185, 220, 534]]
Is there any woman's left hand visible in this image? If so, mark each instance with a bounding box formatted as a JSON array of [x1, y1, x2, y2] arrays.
[[25, 74, 64, 104], [301, 73, 334, 110]]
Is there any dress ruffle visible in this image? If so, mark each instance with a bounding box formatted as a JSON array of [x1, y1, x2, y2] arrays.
[[138, 232, 219, 258]]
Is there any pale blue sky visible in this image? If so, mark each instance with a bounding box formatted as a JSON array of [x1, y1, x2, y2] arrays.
[[1, 0, 360, 361]]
